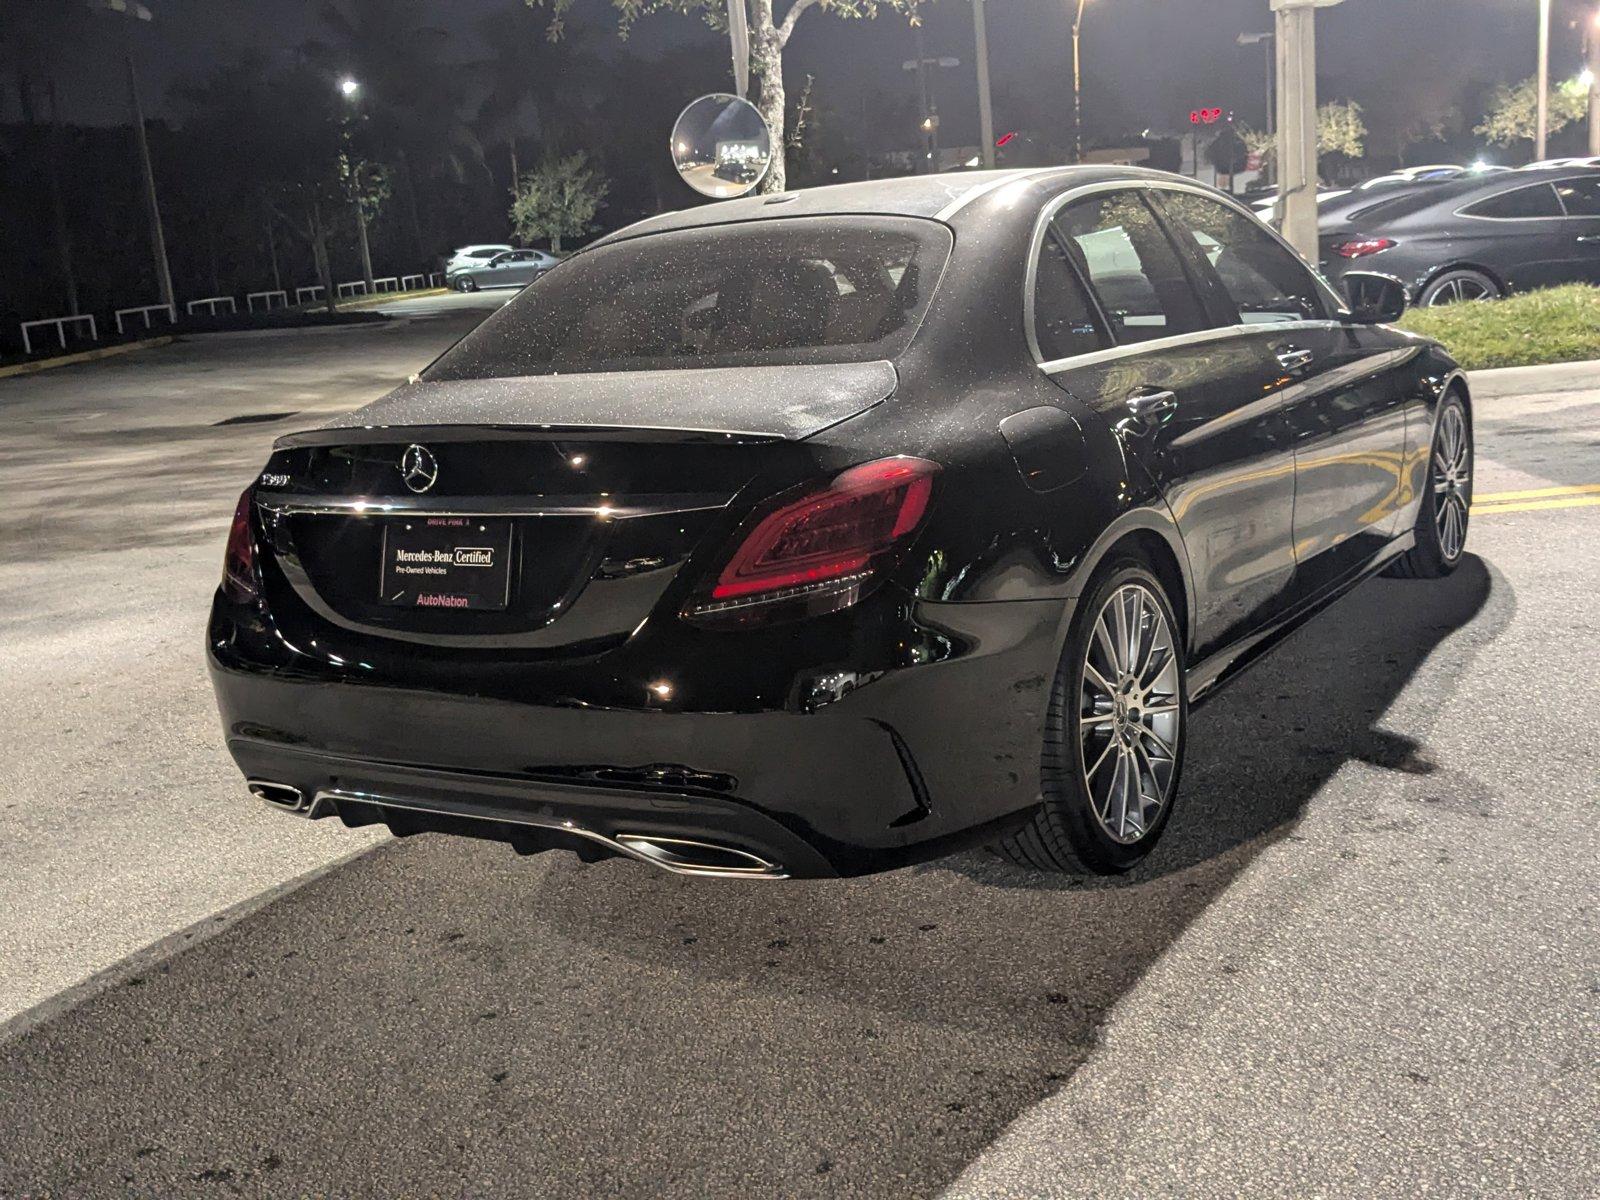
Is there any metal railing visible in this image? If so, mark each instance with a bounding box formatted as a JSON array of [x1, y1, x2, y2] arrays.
[[372, 276, 400, 293], [20, 314, 98, 354], [113, 304, 176, 336], [335, 280, 369, 298], [294, 285, 326, 304], [246, 290, 288, 313], [186, 296, 237, 317], [401, 273, 426, 290]]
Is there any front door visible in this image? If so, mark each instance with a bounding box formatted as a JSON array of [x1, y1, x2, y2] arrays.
[[1040, 188, 1298, 662], [1153, 189, 1412, 592]]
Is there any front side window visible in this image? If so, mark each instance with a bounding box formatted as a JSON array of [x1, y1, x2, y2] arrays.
[[1031, 231, 1109, 361], [1462, 183, 1563, 219], [1555, 177, 1600, 217], [425, 216, 952, 378], [1050, 191, 1210, 344], [1159, 191, 1326, 323]]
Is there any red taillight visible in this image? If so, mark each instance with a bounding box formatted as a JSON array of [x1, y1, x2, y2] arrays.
[[222, 486, 258, 601], [1331, 237, 1396, 258], [685, 457, 938, 626]]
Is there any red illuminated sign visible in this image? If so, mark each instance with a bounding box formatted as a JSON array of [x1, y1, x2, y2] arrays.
[[1188, 107, 1225, 125], [996, 131, 1018, 147]]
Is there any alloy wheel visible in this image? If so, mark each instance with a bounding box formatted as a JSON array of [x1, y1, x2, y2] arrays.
[[1432, 404, 1471, 561], [1078, 583, 1182, 845], [1426, 276, 1493, 306]]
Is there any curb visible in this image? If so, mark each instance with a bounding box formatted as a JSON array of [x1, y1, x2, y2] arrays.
[[1467, 359, 1600, 400], [0, 335, 175, 380]]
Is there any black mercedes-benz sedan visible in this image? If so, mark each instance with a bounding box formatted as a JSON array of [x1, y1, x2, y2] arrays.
[[209, 166, 1473, 879], [1319, 166, 1600, 306]]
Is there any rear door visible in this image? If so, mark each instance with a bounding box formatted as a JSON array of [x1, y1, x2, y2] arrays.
[[1553, 175, 1600, 283], [1155, 190, 1410, 592], [1038, 187, 1298, 662], [1455, 181, 1576, 291]]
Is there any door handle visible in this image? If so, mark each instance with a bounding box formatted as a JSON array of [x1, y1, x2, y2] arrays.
[[1274, 345, 1315, 371], [1125, 388, 1178, 423]]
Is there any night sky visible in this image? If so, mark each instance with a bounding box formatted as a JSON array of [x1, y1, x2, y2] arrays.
[[18, 0, 1596, 152]]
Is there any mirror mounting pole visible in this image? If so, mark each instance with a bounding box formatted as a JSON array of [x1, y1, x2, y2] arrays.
[[727, 0, 750, 100]]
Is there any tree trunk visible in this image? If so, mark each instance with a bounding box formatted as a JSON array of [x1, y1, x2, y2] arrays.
[[750, 0, 786, 193], [264, 201, 282, 293], [311, 200, 336, 315], [45, 80, 78, 315], [509, 136, 519, 193], [551, 233, 562, 253], [355, 201, 375, 292], [396, 148, 425, 262]]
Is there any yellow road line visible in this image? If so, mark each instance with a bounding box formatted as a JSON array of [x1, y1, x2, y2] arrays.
[[1474, 495, 1600, 515], [1474, 483, 1600, 502]]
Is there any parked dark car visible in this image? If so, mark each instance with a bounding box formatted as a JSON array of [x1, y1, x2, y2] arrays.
[[1320, 167, 1600, 305], [209, 167, 1472, 879], [453, 248, 559, 292]]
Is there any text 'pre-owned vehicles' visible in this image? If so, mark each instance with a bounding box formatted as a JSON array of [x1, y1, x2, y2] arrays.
[[210, 167, 1472, 879], [1320, 166, 1600, 306]]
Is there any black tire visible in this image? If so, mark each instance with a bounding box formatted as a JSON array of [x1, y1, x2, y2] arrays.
[[458, 276, 478, 293], [1385, 392, 1472, 579], [994, 557, 1189, 874], [1418, 268, 1499, 307]]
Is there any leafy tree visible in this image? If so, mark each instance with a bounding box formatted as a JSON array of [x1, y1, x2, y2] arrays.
[[511, 153, 609, 251], [1474, 76, 1589, 146], [1241, 100, 1366, 171], [527, 0, 927, 194]]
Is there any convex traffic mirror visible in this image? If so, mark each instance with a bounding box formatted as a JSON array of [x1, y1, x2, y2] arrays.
[[670, 93, 772, 199]]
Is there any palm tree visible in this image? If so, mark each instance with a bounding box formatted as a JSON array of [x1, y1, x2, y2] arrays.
[[306, 0, 484, 259], [471, 6, 597, 195]]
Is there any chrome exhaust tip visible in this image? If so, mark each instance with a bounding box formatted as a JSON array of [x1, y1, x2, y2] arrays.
[[613, 834, 786, 879], [246, 779, 333, 819]]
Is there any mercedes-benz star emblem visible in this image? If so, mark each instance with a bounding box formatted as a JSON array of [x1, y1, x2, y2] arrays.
[[400, 444, 438, 494]]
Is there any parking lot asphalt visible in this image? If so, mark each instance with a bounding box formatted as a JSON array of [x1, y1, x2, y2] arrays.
[[0, 311, 1594, 1198]]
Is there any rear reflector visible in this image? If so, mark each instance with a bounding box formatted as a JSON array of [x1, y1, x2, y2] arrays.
[[1331, 237, 1397, 258], [685, 457, 938, 625], [222, 485, 258, 601]]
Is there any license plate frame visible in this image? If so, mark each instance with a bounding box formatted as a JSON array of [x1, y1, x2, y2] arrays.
[[379, 516, 514, 612]]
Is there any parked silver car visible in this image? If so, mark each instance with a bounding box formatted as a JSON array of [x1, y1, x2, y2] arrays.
[[453, 249, 560, 291]]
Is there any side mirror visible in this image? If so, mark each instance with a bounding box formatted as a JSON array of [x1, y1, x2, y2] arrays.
[[1341, 271, 1408, 324]]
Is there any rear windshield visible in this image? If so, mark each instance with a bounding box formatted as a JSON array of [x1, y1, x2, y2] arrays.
[[424, 215, 952, 379]]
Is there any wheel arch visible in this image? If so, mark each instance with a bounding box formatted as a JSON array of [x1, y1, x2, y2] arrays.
[[1064, 507, 1197, 657]]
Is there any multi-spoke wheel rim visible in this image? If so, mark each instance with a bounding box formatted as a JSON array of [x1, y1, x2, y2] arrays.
[[1426, 276, 1493, 306], [1432, 405, 1471, 561], [1078, 584, 1182, 845]]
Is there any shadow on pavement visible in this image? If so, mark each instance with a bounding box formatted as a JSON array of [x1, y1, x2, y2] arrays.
[[0, 560, 1500, 1200]]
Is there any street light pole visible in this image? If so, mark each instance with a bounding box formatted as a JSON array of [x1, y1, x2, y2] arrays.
[[92, 1, 175, 316], [1588, 7, 1600, 157], [1072, 0, 1088, 163], [124, 47, 175, 317], [1238, 31, 1274, 185], [1272, 0, 1343, 262], [1536, 0, 1551, 160], [973, 0, 996, 167]]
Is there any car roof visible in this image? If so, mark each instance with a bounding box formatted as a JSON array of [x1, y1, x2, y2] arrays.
[[588, 166, 1179, 247], [1338, 165, 1600, 225]]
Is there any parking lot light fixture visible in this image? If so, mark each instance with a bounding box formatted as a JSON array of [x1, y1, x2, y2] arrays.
[[339, 77, 360, 98]]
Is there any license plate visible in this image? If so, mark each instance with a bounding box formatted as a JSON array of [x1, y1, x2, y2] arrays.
[[379, 517, 513, 611]]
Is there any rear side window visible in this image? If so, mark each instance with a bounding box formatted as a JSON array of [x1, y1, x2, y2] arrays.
[[1032, 232, 1109, 361], [426, 216, 952, 378], [1159, 191, 1325, 323], [1462, 183, 1563, 219], [1555, 177, 1600, 216], [1051, 191, 1210, 344]]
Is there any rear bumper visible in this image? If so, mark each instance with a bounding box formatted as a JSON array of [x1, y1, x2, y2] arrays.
[[208, 590, 1068, 878]]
